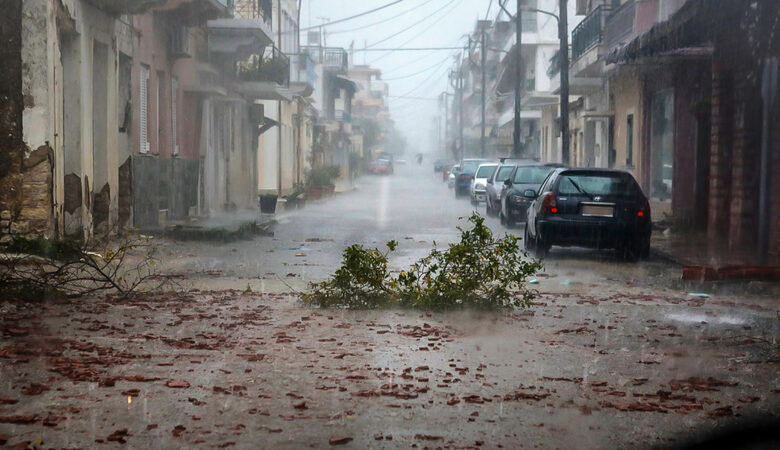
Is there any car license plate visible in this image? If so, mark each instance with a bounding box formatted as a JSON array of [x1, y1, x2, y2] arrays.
[[581, 203, 614, 217]]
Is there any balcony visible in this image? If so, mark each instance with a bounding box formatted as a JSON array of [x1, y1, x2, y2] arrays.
[[207, 17, 273, 61], [302, 46, 349, 73], [238, 46, 290, 86], [291, 52, 317, 88], [571, 5, 611, 62]]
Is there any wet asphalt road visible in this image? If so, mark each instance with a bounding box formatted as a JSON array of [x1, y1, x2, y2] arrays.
[[1, 163, 778, 449], [159, 162, 679, 292]]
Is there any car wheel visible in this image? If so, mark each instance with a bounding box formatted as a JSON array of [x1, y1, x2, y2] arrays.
[[524, 224, 536, 252], [640, 234, 651, 259], [505, 210, 516, 228], [617, 239, 641, 262], [533, 224, 549, 258]]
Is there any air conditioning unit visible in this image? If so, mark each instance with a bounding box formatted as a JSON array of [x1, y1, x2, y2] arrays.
[[168, 25, 191, 59]]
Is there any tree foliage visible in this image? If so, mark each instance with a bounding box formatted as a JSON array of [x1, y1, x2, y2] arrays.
[[301, 214, 542, 310]]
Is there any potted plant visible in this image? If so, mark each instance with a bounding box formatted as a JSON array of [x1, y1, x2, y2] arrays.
[[306, 165, 340, 200], [285, 182, 307, 210], [259, 193, 278, 214]]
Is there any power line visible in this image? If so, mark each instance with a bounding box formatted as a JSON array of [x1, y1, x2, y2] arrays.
[[355, 47, 464, 52], [365, 0, 459, 49], [327, 0, 438, 35], [300, 0, 406, 32], [389, 95, 439, 100], [368, 0, 466, 64], [382, 54, 454, 81], [392, 58, 452, 99]]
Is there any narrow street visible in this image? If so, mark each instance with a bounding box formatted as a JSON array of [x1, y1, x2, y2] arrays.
[[1, 164, 777, 449]]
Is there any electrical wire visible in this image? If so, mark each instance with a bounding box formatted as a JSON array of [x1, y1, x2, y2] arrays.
[[368, 0, 467, 64], [300, 0, 406, 32], [392, 59, 452, 100], [364, 0, 459, 49], [382, 54, 454, 81], [327, 0, 438, 35]]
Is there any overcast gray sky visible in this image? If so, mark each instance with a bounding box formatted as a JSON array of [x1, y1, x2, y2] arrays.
[[301, 0, 496, 155]]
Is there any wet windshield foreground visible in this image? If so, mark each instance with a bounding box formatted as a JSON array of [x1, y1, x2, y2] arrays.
[[1, 0, 778, 449]]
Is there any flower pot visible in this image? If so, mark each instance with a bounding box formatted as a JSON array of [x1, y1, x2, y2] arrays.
[[259, 194, 278, 214]]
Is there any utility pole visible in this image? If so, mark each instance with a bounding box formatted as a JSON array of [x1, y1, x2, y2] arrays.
[[443, 92, 450, 150], [480, 28, 488, 157], [559, 0, 570, 165], [514, 0, 523, 157]]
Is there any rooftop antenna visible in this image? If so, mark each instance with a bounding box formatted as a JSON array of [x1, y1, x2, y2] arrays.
[[316, 16, 330, 47]]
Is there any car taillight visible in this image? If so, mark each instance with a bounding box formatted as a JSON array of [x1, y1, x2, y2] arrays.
[[541, 192, 557, 214]]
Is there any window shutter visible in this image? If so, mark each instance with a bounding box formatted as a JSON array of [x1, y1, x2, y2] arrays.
[[171, 77, 179, 155], [140, 66, 150, 153]]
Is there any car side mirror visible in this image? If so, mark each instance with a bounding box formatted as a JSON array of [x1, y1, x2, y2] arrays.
[[504, 179, 512, 187], [487, 178, 493, 184], [523, 189, 537, 199]]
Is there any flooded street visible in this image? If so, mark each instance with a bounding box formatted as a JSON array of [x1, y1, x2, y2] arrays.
[[1, 164, 777, 449]]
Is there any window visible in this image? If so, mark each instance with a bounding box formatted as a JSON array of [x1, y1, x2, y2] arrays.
[[558, 173, 639, 197], [650, 90, 674, 200], [513, 166, 554, 184], [140, 65, 150, 153], [476, 165, 498, 179], [495, 166, 514, 182], [171, 77, 179, 155], [156, 71, 164, 154], [626, 114, 634, 166]]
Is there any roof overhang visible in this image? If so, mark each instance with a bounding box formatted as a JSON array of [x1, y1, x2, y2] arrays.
[[207, 18, 273, 60], [289, 82, 314, 98]]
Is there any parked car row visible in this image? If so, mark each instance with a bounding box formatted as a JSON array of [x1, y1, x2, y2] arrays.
[[443, 158, 652, 262]]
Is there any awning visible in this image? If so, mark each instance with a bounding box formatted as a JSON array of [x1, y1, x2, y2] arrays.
[[334, 75, 359, 93], [604, 0, 723, 64], [239, 82, 294, 101], [183, 85, 227, 96]]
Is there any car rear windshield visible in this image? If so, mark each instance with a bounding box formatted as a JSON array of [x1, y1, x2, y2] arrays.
[[513, 166, 554, 184], [461, 161, 484, 173], [476, 165, 497, 179], [557, 173, 640, 197], [495, 165, 515, 181]]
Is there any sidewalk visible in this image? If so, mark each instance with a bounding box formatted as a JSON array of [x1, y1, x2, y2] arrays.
[[651, 229, 780, 281]]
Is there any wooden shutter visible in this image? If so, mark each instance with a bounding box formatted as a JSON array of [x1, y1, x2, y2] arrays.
[[140, 66, 150, 153], [171, 77, 179, 155]]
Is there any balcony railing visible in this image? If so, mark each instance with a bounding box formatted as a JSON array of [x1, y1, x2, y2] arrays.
[[291, 52, 317, 87], [237, 46, 290, 86], [301, 46, 349, 72], [571, 5, 612, 61], [603, 0, 636, 50], [232, 0, 272, 25]]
